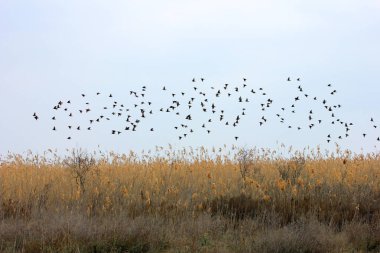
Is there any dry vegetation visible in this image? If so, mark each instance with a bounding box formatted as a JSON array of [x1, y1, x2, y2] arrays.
[[0, 145, 379, 253]]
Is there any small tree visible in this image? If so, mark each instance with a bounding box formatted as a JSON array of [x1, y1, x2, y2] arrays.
[[236, 148, 255, 189], [64, 149, 96, 194]]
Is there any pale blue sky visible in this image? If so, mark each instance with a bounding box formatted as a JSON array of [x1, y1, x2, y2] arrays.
[[1, 0, 380, 155]]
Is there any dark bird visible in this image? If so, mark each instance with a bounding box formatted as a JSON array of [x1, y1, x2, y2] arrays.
[[287, 77, 291, 81]]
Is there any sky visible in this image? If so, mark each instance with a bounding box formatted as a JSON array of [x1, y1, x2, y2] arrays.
[[1, 0, 380, 156]]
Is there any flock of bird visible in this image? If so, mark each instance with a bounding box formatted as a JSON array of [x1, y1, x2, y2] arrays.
[[32, 77, 380, 144]]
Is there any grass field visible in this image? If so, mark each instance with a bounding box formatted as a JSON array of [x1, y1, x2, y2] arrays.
[[0, 146, 379, 252]]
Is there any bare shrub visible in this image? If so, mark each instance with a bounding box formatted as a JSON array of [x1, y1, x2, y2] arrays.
[[237, 148, 252, 182], [63, 149, 96, 195], [277, 156, 305, 184]]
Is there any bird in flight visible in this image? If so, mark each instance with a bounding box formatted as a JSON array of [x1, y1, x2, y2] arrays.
[[32, 76, 378, 144]]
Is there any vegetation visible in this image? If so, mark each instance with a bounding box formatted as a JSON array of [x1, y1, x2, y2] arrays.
[[0, 145, 379, 252]]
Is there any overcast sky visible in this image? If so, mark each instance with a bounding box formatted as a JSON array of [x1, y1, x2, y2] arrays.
[[1, 0, 380, 156]]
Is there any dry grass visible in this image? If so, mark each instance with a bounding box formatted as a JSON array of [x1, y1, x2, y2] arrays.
[[0, 146, 379, 252]]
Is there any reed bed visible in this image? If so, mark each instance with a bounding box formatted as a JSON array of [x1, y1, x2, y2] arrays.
[[0, 145, 379, 252]]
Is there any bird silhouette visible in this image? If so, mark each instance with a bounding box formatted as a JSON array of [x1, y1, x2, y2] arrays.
[[33, 76, 378, 145]]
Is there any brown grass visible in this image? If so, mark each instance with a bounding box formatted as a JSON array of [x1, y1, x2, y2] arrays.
[[0, 146, 379, 252]]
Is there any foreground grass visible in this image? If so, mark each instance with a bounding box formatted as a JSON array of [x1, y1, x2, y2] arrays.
[[0, 146, 379, 252], [1, 213, 378, 253]]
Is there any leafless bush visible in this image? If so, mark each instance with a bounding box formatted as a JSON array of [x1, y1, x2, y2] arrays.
[[278, 156, 305, 184], [236, 148, 255, 184], [63, 149, 96, 194]]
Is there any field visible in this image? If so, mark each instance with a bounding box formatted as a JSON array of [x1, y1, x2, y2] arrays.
[[0, 146, 379, 253]]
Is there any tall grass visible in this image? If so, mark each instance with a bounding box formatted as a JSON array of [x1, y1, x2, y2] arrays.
[[0, 146, 379, 252]]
